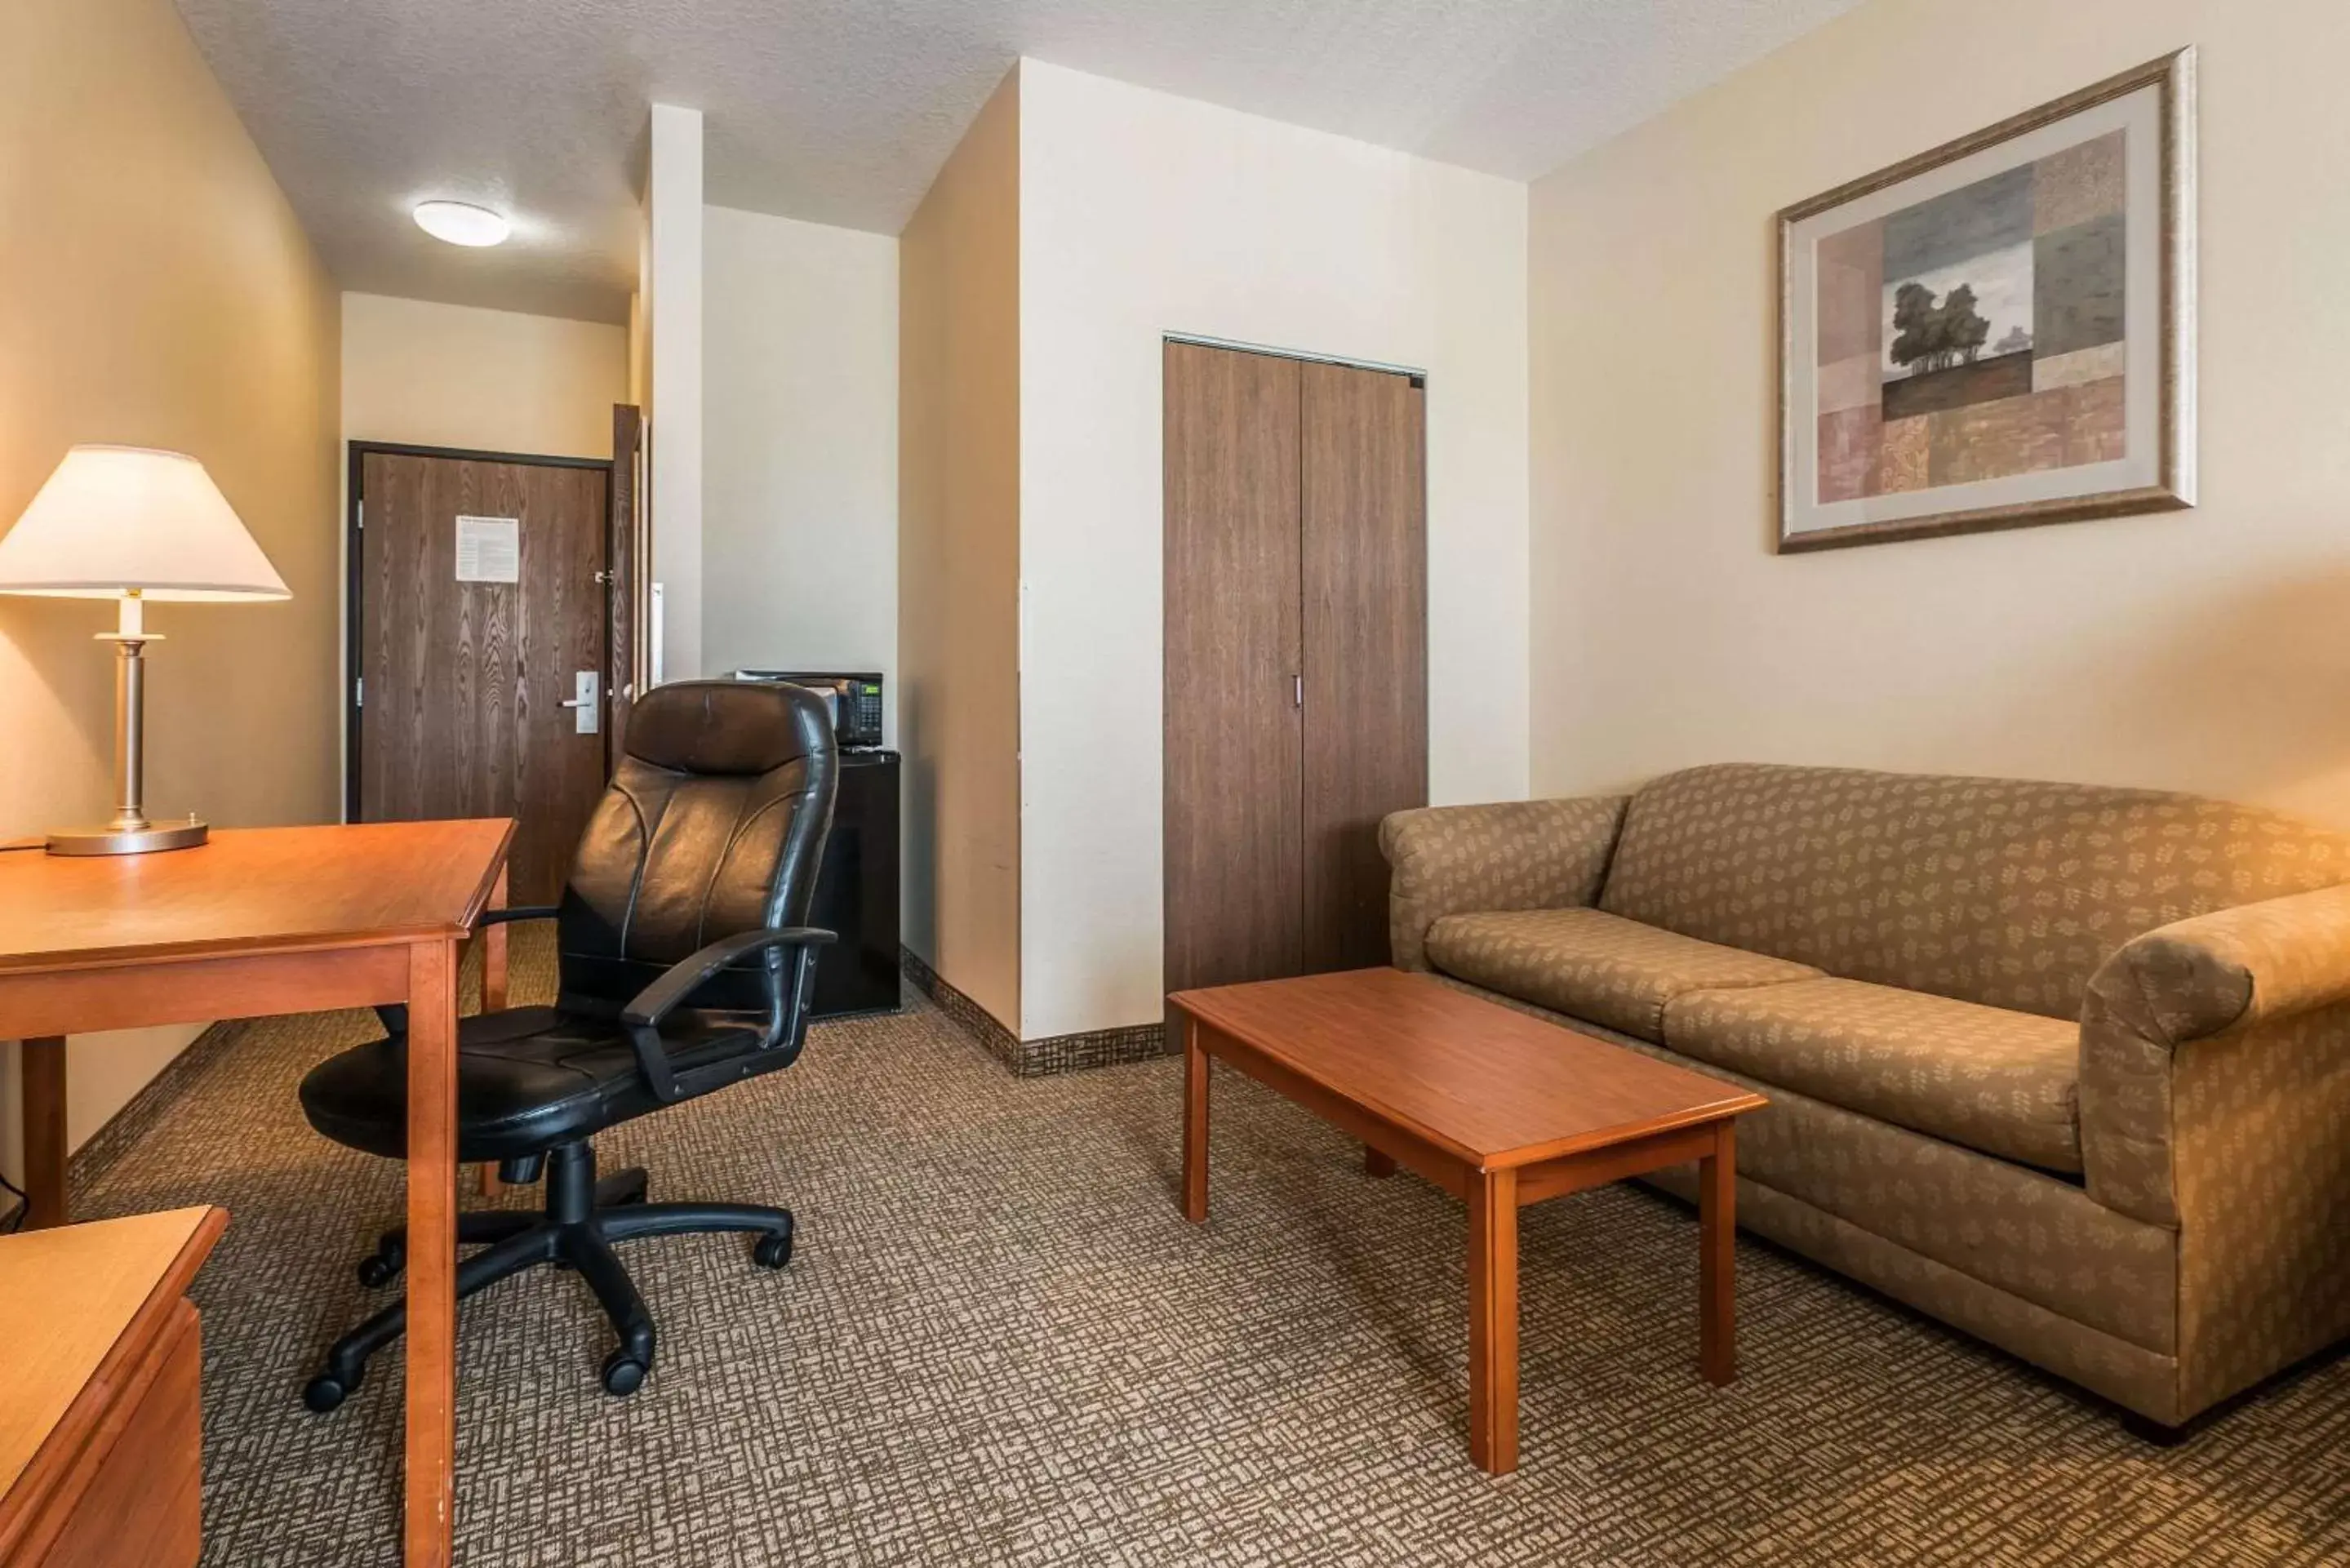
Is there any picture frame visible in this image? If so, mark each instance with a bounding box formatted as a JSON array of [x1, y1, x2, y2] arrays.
[[1776, 48, 2196, 553]]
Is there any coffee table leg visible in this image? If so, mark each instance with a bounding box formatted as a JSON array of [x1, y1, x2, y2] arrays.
[[1364, 1146, 1397, 1179], [1181, 1017, 1209, 1222], [1699, 1122, 1738, 1385], [1468, 1166, 1519, 1473]]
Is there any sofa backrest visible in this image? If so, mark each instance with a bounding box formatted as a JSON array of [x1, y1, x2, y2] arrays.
[[1596, 763, 2350, 1019]]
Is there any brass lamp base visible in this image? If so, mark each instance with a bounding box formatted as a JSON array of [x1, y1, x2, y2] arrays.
[[43, 594, 211, 856], [47, 817, 209, 855]]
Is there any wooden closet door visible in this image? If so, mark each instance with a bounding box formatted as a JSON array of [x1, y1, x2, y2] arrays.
[[1300, 360, 1428, 973], [1163, 341, 1305, 994]]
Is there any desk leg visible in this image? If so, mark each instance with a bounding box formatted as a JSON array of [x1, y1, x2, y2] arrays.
[[20, 1037, 67, 1229], [1180, 1018, 1209, 1223], [1699, 1122, 1738, 1386], [479, 864, 509, 1013], [1467, 1166, 1519, 1474], [403, 938, 460, 1568], [477, 865, 509, 1201]]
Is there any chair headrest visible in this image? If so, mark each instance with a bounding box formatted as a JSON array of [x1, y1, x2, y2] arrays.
[[623, 680, 833, 776]]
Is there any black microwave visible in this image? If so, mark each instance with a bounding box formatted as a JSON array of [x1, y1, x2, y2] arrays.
[[735, 670, 885, 749]]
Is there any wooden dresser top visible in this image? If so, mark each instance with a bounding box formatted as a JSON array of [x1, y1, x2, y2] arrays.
[[0, 1206, 225, 1502]]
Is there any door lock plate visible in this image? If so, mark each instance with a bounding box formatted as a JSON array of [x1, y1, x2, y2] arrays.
[[562, 670, 601, 734]]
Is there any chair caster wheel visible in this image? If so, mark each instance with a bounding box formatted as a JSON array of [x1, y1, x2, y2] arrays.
[[357, 1250, 402, 1289], [303, 1375, 351, 1414], [753, 1233, 793, 1269], [601, 1352, 648, 1397]]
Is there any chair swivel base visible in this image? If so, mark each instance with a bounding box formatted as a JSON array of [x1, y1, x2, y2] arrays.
[[301, 1140, 793, 1410]]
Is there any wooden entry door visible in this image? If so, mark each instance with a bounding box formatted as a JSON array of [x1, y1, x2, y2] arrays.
[[353, 446, 611, 904]]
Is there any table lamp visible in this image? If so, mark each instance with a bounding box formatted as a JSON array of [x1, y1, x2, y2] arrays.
[[0, 446, 289, 854]]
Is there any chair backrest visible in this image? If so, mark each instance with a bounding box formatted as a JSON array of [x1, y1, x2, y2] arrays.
[[555, 679, 839, 1027]]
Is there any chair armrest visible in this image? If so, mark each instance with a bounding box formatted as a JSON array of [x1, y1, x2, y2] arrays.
[[2080, 882, 2350, 1225], [620, 927, 837, 1030], [620, 927, 836, 1103], [478, 905, 560, 927], [1376, 796, 1628, 971]]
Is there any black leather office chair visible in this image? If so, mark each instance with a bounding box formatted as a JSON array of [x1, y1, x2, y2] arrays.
[[296, 679, 838, 1409]]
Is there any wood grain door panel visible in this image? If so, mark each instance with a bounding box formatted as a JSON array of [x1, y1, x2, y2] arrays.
[[358, 451, 608, 904], [608, 405, 643, 756], [1300, 360, 1428, 973], [1163, 341, 1305, 995]]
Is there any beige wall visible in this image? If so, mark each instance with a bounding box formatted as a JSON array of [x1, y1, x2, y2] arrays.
[[1530, 0, 2350, 825], [0, 0, 341, 1182], [898, 70, 1023, 1032], [343, 293, 627, 459], [1016, 62, 1530, 1038], [703, 206, 898, 724]]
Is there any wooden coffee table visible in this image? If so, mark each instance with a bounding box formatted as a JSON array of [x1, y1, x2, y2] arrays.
[[1170, 966, 1767, 1473]]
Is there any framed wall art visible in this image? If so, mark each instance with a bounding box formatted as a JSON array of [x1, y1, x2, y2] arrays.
[[1778, 48, 2195, 552]]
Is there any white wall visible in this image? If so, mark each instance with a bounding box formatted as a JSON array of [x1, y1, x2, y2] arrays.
[[898, 71, 1024, 1033], [646, 104, 705, 682], [1017, 61, 1531, 1039], [703, 206, 899, 734], [1530, 0, 2350, 825], [342, 293, 626, 458]]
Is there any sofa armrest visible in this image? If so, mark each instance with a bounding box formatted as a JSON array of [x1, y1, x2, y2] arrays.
[[2080, 881, 2350, 1415], [1377, 796, 1628, 972], [2081, 881, 2350, 1227]]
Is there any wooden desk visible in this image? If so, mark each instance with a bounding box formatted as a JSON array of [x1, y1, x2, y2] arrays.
[[0, 1207, 227, 1566], [0, 821, 513, 1568]]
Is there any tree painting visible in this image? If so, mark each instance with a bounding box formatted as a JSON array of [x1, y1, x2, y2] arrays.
[[1943, 285, 1991, 363], [1889, 282, 1939, 372], [1889, 278, 1996, 375]]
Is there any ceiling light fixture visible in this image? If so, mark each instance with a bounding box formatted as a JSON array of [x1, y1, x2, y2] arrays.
[[413, 200, 511, 247]]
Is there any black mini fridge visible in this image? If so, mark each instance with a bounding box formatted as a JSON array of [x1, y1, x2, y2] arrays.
[[806, 748, 901, 1018]]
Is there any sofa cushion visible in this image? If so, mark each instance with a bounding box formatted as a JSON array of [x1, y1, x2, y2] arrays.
[[1442, 974, 2175, 1366], [1663, 977, 2082, 1173], [1597, 762, 2350, 1019], [1423, 908, 1821, 1041]]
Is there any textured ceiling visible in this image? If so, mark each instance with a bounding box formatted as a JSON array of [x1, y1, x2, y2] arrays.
[[172, 0, 1864, 324]]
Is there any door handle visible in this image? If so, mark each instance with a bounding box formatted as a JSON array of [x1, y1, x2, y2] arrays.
[[562, 670, 601, 734]]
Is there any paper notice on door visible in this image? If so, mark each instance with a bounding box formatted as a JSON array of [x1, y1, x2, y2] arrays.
[[455, 515, 520, 583]]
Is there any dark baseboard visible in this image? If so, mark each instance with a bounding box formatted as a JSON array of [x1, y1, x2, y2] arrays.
[[3, 1017, 246, 1229], [897, 945, 1020, 1071], [899, 947, 1170, 1077], [69, 1019, 250, 1194]]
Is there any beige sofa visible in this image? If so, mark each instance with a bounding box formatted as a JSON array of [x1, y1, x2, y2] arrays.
[[1379, 762, 2350, 1428]]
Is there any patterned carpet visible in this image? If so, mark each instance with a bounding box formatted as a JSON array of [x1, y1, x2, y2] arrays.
[[64, 931, 2350, 1566]]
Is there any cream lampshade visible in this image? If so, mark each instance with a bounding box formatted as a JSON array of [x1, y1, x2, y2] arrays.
[[0, 446, 290, 854]]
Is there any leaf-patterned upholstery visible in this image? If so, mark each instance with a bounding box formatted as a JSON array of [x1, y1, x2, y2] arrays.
[[1383, 763, 2350, 1426]]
